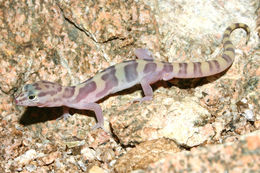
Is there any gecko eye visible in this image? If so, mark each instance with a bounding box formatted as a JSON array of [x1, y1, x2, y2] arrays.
[[28, 95, 36, 100]]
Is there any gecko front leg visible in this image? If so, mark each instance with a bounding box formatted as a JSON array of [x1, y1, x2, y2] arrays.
[[87, 103, 104, 130], [75, 102, 104, 130], [57, 106, 72, 120]]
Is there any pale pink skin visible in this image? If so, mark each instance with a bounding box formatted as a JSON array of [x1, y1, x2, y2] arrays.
[[15, 23, 250, 130]]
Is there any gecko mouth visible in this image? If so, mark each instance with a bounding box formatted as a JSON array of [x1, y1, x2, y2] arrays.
[[14, 96, 21, 105], [14, 96, 28, 106]]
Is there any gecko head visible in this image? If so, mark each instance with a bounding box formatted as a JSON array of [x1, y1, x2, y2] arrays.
[[15, 81, 62, 107]]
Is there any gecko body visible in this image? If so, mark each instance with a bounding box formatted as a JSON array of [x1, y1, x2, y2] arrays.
[[15, 23, 250, 130]]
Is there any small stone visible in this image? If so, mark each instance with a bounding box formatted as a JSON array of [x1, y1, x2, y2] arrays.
[[41, 152, 60, 165], [14, 149, 44, 166], [81, 147, 97, 161], [88, 165, 105, 173]]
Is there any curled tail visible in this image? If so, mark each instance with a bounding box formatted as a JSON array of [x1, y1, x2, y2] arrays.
[[213, 23, 250, 74], [172, 23, 250, 78], [135, 23, 250, 80]]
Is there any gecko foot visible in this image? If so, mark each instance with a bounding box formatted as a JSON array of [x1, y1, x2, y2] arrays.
[[131, 96, 153, 104], [57, 112, 72, 121], [91, 123, 111, 134], [91, 122, 105, 131]]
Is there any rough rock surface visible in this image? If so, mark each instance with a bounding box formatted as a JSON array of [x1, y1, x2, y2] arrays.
[[146, 130, 260, 172], [0, 0, 259, 172]]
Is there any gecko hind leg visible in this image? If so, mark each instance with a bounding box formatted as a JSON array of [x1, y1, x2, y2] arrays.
[[132, 72, 162, 103], [134, 48, 154, 60]]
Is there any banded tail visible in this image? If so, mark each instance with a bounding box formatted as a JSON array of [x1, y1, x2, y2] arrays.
[[165, 23, 250, 78]]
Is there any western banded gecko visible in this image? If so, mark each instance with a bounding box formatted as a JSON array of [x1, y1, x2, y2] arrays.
[[15, 23, 250, 130]]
